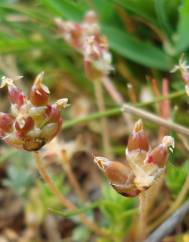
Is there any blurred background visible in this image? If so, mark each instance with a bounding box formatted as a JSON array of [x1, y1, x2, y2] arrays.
[[0, 0, 189, 242]]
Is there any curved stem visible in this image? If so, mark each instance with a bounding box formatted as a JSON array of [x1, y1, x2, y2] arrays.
[[60, 150, 87, 202], [34, 151, 110, 238]]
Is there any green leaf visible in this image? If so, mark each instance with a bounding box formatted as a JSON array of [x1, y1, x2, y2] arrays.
[[166, 161, 189, 198], [102, 25, 172, 70], [40, 0, 86, 21], [92, 0, 114, 22], [175, 0, 189, 53], [154, 0, 173, 37], [0, 39, 42, 54], [113, 0, 159, 27], [49, 202, 100, 218]]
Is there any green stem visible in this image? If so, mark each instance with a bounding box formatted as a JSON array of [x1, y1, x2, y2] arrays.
[[63, 90, 185, 130]]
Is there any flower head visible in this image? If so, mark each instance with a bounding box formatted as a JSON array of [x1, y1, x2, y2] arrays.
[[0, 73, 68, 151], [171, 54, 189, 96], [94, 120, 174, 197], [55, 10, 113, 80]]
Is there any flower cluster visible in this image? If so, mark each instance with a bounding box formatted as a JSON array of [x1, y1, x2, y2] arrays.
[[171, 54, 189, 96], [0, 73, 68, 151], [94, 119, 174, 197], [55, 10, 112, 80]]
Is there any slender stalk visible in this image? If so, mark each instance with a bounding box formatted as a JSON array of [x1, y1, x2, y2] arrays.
[[60, 150, 86, 202], [34, 151, 110, 238], [178, 134, 189, 151], [145, 175, 165, 222], [127, 83, 137, 103], [123, 104, 189, 136], [102, 76, 133, 129], [63, 90, 185, 130], [148, 173, 189, 233], [94, 80, 112, 157], [137, 192, 148, 241], [63, 107, 121, 130]]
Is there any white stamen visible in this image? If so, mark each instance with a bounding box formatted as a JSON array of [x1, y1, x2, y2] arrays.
[[55, 98, 69, 108], [162, 136, 175, 150]]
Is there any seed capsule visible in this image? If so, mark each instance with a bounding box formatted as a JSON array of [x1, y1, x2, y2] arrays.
[[45, 104, 62, 125], [145, 136, 174, 167], [29, 72, 49, 106], [127, 119, 149, 152], [0, 113, 14, 133], [15, 117, 34, 137], [84, 10, 97, 24], [94, 156, 140, 197], [8, 86, 25, 108]]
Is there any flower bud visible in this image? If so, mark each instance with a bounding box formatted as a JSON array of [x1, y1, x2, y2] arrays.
[[9, 86, 25, 108], [15, 116, 34, 137], [0, 76, 25, 109], [145, 136, 174, 168], [29, 72, 49, 106], [94, 156, 140, 197], [84, 11, 97, 24], [45, 105, 62, 125], [0, 112, 13, 133], [54, 18, 82, 49], [145, 145, 167, 168], [127, 119, 149, 152], [171, 54, 189, 96]]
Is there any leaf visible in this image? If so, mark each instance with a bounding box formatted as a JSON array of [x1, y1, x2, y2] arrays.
[[102, 25, 172, 70], [0, 39, 42, 54], [73, 226, 91, 242], [175, 0, 189, 53], [154, 0, 173, 37], [40, 0, 86, 21], [113, 0, 159, 27], [49, 202, 100, 218], [92, 0, 114, 22], [166, 161, 189, 198]]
